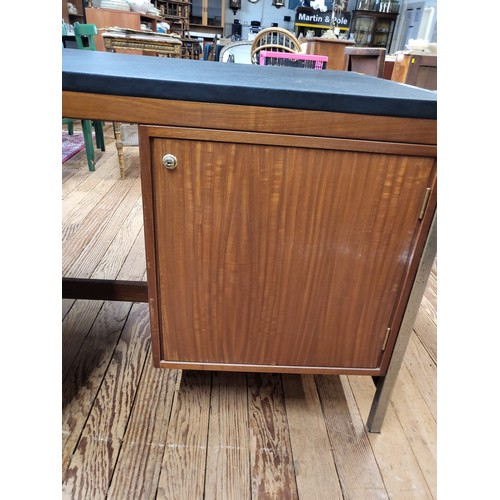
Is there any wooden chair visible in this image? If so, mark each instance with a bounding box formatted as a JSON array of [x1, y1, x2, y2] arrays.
[[74, 22, 98, 51], [62, 23, 105, 172], [62, 118, 104, 172], [250, 27, 302, 65], [343, 47, 386, 78]]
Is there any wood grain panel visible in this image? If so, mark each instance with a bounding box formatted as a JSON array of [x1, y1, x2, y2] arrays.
[[63, 91, 437, 145], [148, 131, 435, 369]]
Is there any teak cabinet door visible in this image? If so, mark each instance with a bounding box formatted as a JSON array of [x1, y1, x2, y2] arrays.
[[141, 126, 435, 372]]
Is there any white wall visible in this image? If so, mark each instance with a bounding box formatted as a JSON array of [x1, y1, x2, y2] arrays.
[[224, 2, 297, 37], [221, 0, 438, 54]]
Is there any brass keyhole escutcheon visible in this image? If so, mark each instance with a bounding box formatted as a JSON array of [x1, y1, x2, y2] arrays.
[[162, 154, 178, 170]]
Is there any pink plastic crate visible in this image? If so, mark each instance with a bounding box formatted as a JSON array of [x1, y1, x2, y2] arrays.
[[259, 50, 328, 70]]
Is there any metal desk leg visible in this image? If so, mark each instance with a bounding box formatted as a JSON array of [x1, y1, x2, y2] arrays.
[[367, 213, 437, 432]]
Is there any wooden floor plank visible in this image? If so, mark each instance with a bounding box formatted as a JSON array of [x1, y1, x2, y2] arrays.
[[62, 299, 104, 381], [157, 370, 212, 499], [247, 373, 298, 500], [62, 148, 139, 240], [116, 227, 147, 282], [404, 334, 437, 421], [61, 145, 111, 191], [91, 196, 144, 280], [347, 374, 434, 499], [413, 259, 437, 363], [316, 375, 389, 499], [62, 147, 123, 209], [107, 363, 179, 500], [384, 363, 437, 497], [413, 295, 437, 364], [63, 176, 143, 278], [282, 374, 343, 499], [62, 300, 132, 474], [62, 298, 75, 320], [204, 372, 251, 500], [62, 302, 151, 499], [62, 123, 118, 193]]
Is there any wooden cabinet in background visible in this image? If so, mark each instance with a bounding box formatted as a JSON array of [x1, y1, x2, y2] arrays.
[[391, 54, 437, 91], [350, 10, 397, 49], [85, 7, 161, 51], [300, 37, 355, 71], [189, 0, 225, 35]]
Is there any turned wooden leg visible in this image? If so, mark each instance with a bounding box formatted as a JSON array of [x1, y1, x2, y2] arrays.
[[113, 121, 125, 179]]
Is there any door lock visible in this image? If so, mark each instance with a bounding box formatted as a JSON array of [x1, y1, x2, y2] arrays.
[[162, 154, 177, 170]]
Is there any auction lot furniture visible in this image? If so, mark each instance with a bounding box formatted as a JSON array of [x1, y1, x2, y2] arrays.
[[299, 37, 355, 71], [85, 6, 163, 52], [391, 53, 437, 91], [344, 46, 386, 77], [101, 30, 182, 57], [62, 50, 436, 432]]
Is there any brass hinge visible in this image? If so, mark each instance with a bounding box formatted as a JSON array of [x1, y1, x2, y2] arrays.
[[381, 327, 391, 351], [418, 187, 432, 220]]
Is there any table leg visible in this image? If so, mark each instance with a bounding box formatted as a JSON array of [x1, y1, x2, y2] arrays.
[[113, 121, 125, 179], [81, 119, 95, 171], [366, 213, 437, 432]]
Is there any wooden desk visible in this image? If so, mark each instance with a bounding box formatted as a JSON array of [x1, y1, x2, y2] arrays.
[[63, 50, 437, 432], [102, 31, 182, 58], [300, 37, 355, 71]]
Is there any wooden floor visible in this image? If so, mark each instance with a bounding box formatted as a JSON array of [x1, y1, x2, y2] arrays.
[[62, 125, 437, 499]]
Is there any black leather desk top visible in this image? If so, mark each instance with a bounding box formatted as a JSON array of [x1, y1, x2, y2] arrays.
[[62, 49, 437, 120]]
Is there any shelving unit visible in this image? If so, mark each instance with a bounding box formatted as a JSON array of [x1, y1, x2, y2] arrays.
[[189, 0, 225, 35], [350, 0, 399, 50], [62, 0, 87, 24], [153, 0, 191, 37]]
